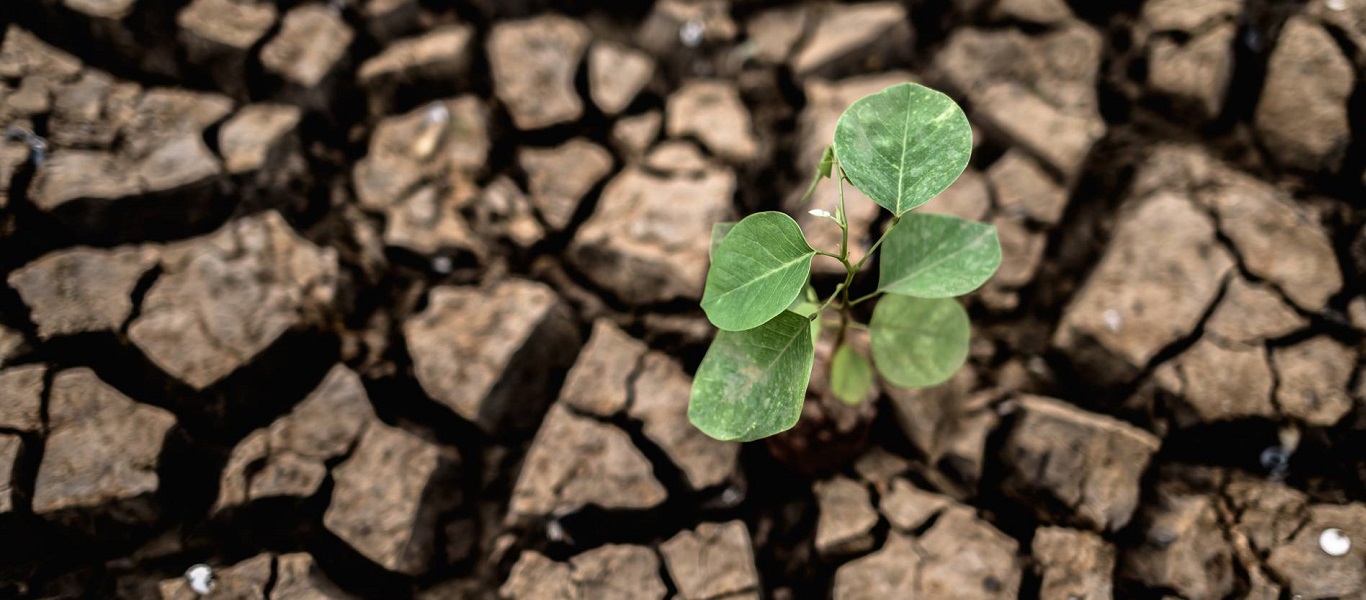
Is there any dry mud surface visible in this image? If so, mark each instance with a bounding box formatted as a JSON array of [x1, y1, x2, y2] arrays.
[[0, 0, 1364, 598]]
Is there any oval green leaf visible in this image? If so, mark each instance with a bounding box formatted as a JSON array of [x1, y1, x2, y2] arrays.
[[831, 344, 875, 406], [701, 212, 816, 332], [878, 212, 1001, 298], [689, 311, 816, 442], [833, 83, 973, 216], [870, 295, 970, 388]]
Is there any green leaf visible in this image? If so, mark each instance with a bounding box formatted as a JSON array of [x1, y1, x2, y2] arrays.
[[709, 221, 736, 260], [817, 145, 835, 179], [831, 344, 875, 405], [689, 311, 816, 441], [701, 212, 817, 332], [833, 83, 973, 216], [879, 212, 1001, 298], [870, 295, 970, 388]]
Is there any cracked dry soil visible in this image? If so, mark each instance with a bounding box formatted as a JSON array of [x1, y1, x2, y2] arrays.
[[0, 0, 1364, 598]]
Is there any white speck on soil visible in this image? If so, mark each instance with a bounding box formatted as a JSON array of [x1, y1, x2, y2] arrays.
[[432, 256, 453, 274], [1102, 309, 1122, 333], [1320, 528, 1352, 556], [185, 564, 214, 595], [1327, 0, 1347, 11], [680, 20, 705, 47]]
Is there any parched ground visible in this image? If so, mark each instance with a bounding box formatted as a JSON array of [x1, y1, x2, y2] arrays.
[[0, 0, 1363, 598]]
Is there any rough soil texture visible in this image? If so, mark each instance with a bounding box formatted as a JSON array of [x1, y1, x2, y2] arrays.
[[0, 0, 1363, 598]]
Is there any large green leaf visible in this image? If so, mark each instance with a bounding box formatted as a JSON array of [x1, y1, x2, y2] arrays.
[[833, 83, 972, 216], [701, 212, 816, 332], [879, 212, 1001, 298], [870, 295, 970, 388], [831, 344, 875, 406], [689, 311, 816, 441]]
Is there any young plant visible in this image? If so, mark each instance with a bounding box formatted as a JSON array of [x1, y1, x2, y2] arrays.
[[688, 82, 1001, 442]]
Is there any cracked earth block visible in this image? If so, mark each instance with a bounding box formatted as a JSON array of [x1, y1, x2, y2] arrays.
[[405, 279, 579, 433], [129, 211, 338, 390], [34, 369, 176, 521]]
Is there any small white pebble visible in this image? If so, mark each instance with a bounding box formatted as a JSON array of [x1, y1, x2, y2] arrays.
[[1327, 0, 1346, 11], [423, 102, 450, 125], [679, 20, 705, 47], [808, 208, 833, 218], [1102, 309, 1122, 333], [1321, 528, 1352, 556], [431, 256, 453, 274], [184, 564, 214, 595]]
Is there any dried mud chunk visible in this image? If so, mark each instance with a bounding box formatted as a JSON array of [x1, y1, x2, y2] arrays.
[[1054, 192, 1233, 385], [34, 368, 176, 516], [792, 73, 908, 274], [636, 0, 737, 55], [1255, 17, 1353, 172], [1122, 490, 1235, 600], [218, 103, 303, 175], [918, 506, 1021, 599], [611, 110, 661, 158], [123, 88, 235, 159], [1032, 527, 1115, 600], [29, 151, 141, 212], [879, 478, 952, 532], [405, 280, 579, 433], [1002, 395, 1160, 531], [1224, 476, 1308, 554], [260, 5, 354, 89], [325, 423, 455, 575], [1154, 337, 1275, 424], [500, 552, 574, 599], [176, 0, 278, 95], [158, 553, 272, 599], [506, 404, 666, 525], [8, 246, 157, 339], [660, 521, 759, 600], [273, 552, 354, 598], [1204, 277, 1306, 344], [0, 26, 83, 80], [643, 140, 711, 175], [988, 149, 1067, 225], [47, 71, 141, 149], [0, 434, 19, 514], [832, 532, 918, 599], [569, 165, 733, 305], [974, 82, 1104, 182], [216, 365, 375, 511], [0, 325, 23, 366], [558, 319, 647, 417], [358, 24, 474, 112], [666, 80, 759, 163], [1198, 174, 1341, 312], [569, 545, 666, 600], [380, 182, 485, 257], [1272, 336, 1356, 426], [0, 365, 44, 432], [813, 476, 878, 557], [487, 15, 589, 130], [1140, 0, 1241, 32], [886, 369, 996, 495], [1266, 503, 1366, 598], [993, 0, 1073, 24], [588, 42, 655, 115], [136, 133, 222, 193], [0, 143, 29, 206], [745, 5, 808, 65], [503, 545, 667, 600], [790, 2, 912, 78], [468, 175, 544, 249], [129, 211, 339, 390], [990, 214, 1046, 289], [1147, 23, 1237, 120], [936, 24, 1103, 115], [629, 352, 739, 490], [353, 96, 490, 209], [518, 138, 614, 230]]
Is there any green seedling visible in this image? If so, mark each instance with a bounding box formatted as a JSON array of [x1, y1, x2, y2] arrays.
[[689, 82, 1001, 442]]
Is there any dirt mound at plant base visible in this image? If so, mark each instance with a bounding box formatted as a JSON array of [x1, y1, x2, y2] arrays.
[[0, 0, 1362, 597]]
